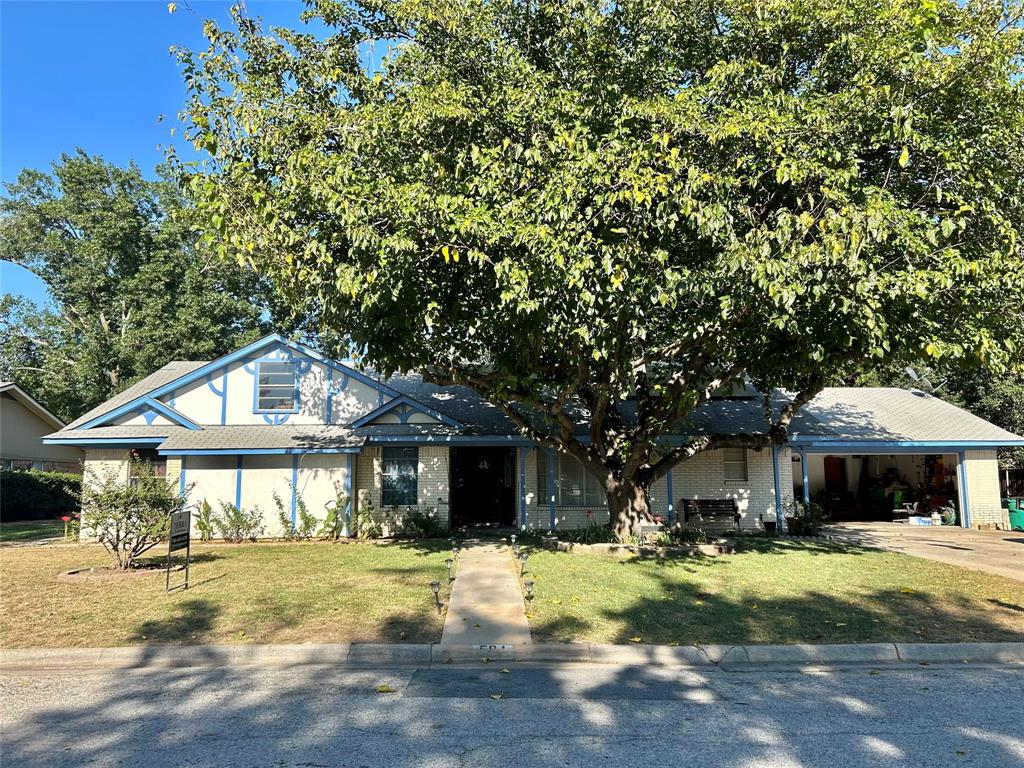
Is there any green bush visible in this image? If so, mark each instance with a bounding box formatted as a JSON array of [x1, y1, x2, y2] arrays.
[[213, 502, 265, 542], [81, 461, 179, 569], [401, 507, 447, 538], [0, 469, 81, 522], [195, 499, 216, 541], [319, 485, 347, 540]]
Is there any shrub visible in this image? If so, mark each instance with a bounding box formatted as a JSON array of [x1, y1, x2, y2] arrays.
[[353, 498, 382, 539], [272, 491, 296, 540], [195, 499, 216, 542], [81, 461, 180, 570], [295, 495, 318, 540], [401, 507, 447, 538], [319, 484, 347, 540], [566, 519, 618, 544], [783, 500, 827, 537], [213, 502, 265, 542], [0, 469, 81, 522]]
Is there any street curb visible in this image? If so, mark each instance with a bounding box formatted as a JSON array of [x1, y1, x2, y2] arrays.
[[2, 641, 1022, 673]]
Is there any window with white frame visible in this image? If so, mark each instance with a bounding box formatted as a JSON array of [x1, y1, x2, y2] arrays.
[[381, 447, 419, 506], [722, 448, 748, 482], [537, 451, 607, 507], [255, 361, 297, 412]]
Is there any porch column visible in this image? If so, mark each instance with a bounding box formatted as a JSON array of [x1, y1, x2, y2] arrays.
[[518, 446, 527, 530], [234, 456, 243, 509], [800, 448, 810, 505], [957, 452, 972, 529], [290, 454, 299, 527], [666, 466, 674, 523], [546, 447, 556, 530], [343, 453, 353, 537]]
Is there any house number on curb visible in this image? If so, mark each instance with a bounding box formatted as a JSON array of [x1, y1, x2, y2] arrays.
[[166, 509, 192, 593]]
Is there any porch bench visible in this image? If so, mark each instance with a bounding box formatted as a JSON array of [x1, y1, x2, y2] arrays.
[[679, 498, 741, 532]]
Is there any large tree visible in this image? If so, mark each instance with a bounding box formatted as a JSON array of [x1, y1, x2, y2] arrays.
[[0, 151, 283, 421], [178, 0, 1024, 538]]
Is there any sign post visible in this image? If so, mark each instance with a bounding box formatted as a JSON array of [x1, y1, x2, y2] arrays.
[[166, 508, 191, 593]]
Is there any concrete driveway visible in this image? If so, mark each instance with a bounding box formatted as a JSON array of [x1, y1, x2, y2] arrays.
[[829, 522, 1024, 581]]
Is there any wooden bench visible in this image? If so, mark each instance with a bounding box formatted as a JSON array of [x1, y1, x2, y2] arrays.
[[679, 498, 741, 532]]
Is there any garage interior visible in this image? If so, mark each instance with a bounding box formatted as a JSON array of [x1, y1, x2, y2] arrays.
[[793, 452, 963, 523]]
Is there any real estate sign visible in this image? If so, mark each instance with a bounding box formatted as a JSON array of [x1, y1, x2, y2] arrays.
[[166, 509, 191, 592]]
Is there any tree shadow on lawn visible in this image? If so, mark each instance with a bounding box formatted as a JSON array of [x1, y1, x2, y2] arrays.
[[530, 559, 1024, 646]]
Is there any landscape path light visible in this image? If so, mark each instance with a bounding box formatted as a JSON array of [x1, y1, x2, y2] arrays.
[[430, 580, 442, 613]]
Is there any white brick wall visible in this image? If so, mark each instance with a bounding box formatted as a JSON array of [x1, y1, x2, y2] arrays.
[[353, 446, 451, 532], [963, 449, 1008, 528]]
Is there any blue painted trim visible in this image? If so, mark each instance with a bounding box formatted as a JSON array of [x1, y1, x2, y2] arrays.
[[326, 366, 334, 423], [348, 395, 464, 429], [665, 466, 674, 522], [518, 446, 527, 529], [159, 447, 362, 456], [546, 447, 556, 530], [290, 454, 299, 527], [252, 359, 301, 415], [344, 453, 353, 537], [791, 438, 1024, 449], [235, 456, 244, 508], [76, 396, 201, 431], [206, 371, 228, 425], [44, 437, 166, 446], [179, 455, 187, 497], [800, 448, 810, 505], [771, 445, 784, 532], [957, 452, 972, 529]]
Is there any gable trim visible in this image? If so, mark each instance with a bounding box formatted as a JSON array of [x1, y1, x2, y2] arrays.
[[77, 396, 203, 431], [348, 395, 463, 429], [0, 382, 65, 430], [66, 334, 405, 432]]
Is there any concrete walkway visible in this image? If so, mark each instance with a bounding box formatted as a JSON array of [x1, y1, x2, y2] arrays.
[[441, 540, 532, 646], [829, 521, 1024, 581]]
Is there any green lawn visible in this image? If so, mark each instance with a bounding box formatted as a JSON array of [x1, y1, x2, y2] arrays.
[[0, 519, 66, 544], [0, 541, 452, 648], [522, 539, 1024, 645]]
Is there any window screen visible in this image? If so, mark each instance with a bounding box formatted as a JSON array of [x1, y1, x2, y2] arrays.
[[722, 448, 748, 482], [381, 447, 418, 506], [256, 361, 297, 411]]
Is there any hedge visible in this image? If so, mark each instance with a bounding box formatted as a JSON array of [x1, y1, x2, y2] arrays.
[[0, 469, 81, 522]]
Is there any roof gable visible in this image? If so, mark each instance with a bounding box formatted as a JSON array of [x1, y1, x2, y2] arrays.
[[348, 395, 464, 429], [0, 382, 65, 430]]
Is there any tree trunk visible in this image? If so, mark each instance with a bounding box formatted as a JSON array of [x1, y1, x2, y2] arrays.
[[608, 477, 652, 542]]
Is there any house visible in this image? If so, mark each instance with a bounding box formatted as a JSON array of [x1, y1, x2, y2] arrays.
[[42, 334, 1024, 534], [1, 382, 82, 473]]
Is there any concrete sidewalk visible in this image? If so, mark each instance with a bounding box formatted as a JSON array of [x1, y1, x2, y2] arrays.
[[440, 540, 532, 646], [829, 521, 1024, 581]]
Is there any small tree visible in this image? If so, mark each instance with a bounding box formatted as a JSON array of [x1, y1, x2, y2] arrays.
[[81, 460, 181, 569]]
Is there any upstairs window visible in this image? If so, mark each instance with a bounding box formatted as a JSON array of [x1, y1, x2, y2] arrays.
[[722, 448, 748, 482], [381, 447, 419, 506], [255, 361, 297, 412], [129, 448, 166, 487]]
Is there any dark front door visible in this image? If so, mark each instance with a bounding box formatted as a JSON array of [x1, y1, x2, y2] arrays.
[[450, 447, 516, 529]]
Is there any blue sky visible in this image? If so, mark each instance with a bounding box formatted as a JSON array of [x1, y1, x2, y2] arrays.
[[1, 0, 308, 307]]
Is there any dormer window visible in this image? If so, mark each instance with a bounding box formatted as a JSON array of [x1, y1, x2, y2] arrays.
[[255, 361, 297, 412]]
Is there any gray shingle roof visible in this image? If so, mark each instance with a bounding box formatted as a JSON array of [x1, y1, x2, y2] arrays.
[[160, 425, 365, 451], [791, 388, 1024, 442], [46, 425, 189, 440], [64, 361, 208, 429]]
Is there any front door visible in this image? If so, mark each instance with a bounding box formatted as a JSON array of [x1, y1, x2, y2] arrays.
[[450, 447, 516, 529]]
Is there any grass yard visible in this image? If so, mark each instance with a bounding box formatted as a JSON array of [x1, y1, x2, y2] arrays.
[[0, 540, 451, 648], [523, 539, 1024, 645], [0, 519, 66, 544]]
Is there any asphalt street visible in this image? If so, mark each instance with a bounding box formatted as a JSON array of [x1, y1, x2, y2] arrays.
[[2, 662, 1022, 767]]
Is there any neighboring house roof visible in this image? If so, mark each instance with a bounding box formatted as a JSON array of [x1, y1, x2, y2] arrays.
[[0, 381, 66, 430], [790, 388, 1024, 445]]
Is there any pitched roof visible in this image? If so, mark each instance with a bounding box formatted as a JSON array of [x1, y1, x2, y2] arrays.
[[791, 388, 1024, 443], [160, 425, 365, 452], [64, 361, 208, 430], [0, 381, 66, 429]]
